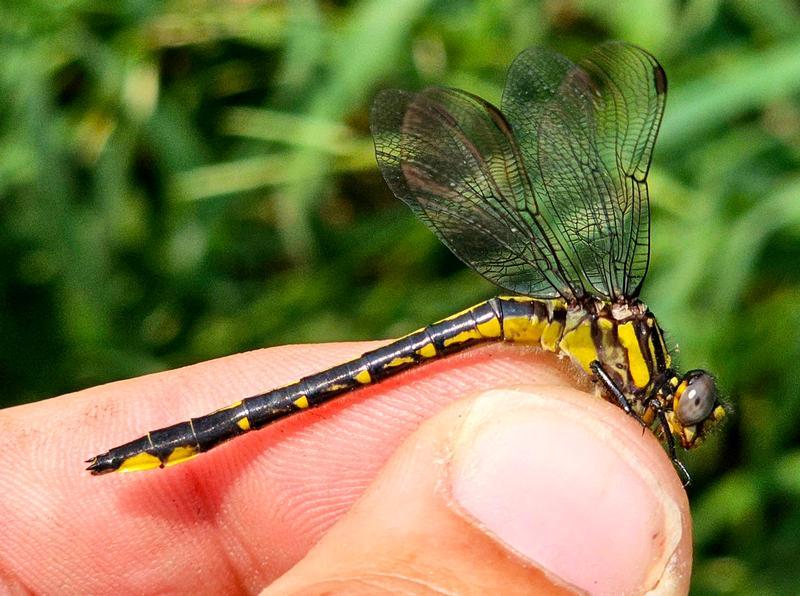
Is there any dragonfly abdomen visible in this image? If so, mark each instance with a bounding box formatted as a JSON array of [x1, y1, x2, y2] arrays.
[[88, 297, 558, 474], [87, 296, 662, 475]]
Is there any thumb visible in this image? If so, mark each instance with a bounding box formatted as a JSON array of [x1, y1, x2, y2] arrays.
[[265, 386, 692, 595]]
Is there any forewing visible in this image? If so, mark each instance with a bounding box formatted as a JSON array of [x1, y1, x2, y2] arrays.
[[502, 42, 666, 299], [370, 87, 576, 298]]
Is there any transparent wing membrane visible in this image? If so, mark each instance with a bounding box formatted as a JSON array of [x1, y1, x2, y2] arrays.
[[371, 87, 573, 297], [371, 41, 666, 301]]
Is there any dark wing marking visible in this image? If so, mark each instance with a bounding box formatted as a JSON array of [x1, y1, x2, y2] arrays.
[[502, 41, 666, 299], [371, 87, 578, 298]]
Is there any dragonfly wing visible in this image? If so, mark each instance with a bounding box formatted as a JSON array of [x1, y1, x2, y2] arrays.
[[502, 41, 666, 299], [371, 86, 577, 298]]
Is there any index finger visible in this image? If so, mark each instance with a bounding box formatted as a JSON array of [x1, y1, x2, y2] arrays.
[[0, 342, 672, 593]]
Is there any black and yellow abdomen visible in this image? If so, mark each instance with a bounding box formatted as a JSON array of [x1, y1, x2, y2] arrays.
[[87, 295, 672, 474]]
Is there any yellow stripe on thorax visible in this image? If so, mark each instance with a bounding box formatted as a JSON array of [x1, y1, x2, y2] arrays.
[[596, 317, 624, 364], [617, 321, 650, 388]]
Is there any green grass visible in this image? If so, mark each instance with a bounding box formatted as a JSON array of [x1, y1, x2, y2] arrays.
[[3, 1, 800, 592]]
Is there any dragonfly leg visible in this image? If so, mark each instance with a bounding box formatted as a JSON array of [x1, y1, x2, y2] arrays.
[[647, 398, 692, 487], [590, 360, 646, 427], [648, 369, 678, 398], [593, 362, 692, 487]]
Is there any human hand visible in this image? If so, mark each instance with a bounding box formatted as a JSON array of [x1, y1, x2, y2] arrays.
[[0, 342, 691, 594]]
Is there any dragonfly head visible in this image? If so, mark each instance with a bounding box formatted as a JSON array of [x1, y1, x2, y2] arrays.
[[667, 370, 726, 449]]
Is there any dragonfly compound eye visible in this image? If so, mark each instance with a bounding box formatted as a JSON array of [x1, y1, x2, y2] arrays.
[[676, 371, 717, 426]]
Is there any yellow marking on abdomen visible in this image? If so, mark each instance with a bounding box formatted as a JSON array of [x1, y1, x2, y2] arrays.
[[541, 320, 563, 352], [325, 383, 349, 392], [476, 316, 502, 338], [416, 342, 437, 358], [443, 315, 502, 348], [387, 355, 415, 367], [618, 322, 650, 388], [442, 328, 479, 347], [355, 369, 372, 384], [237, 417, 251, 431], [502, 315, 545, 344], [118, 452, 163, 473], [294, 395, 309, 409], [164, 445, 199, 467], [559, 322, 597, 373]]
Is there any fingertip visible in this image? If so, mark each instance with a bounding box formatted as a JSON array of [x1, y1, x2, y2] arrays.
[[448, 386, 692, 594], [266, 384, 691, 595]]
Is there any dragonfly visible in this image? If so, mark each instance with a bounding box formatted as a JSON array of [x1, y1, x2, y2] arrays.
[[87, 41, 726, 481]]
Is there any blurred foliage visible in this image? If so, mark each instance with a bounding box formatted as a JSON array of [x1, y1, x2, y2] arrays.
[[2, 0, 800, 593]]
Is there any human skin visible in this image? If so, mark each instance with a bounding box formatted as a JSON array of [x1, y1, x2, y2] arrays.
[[0, 342, 692, 594]]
